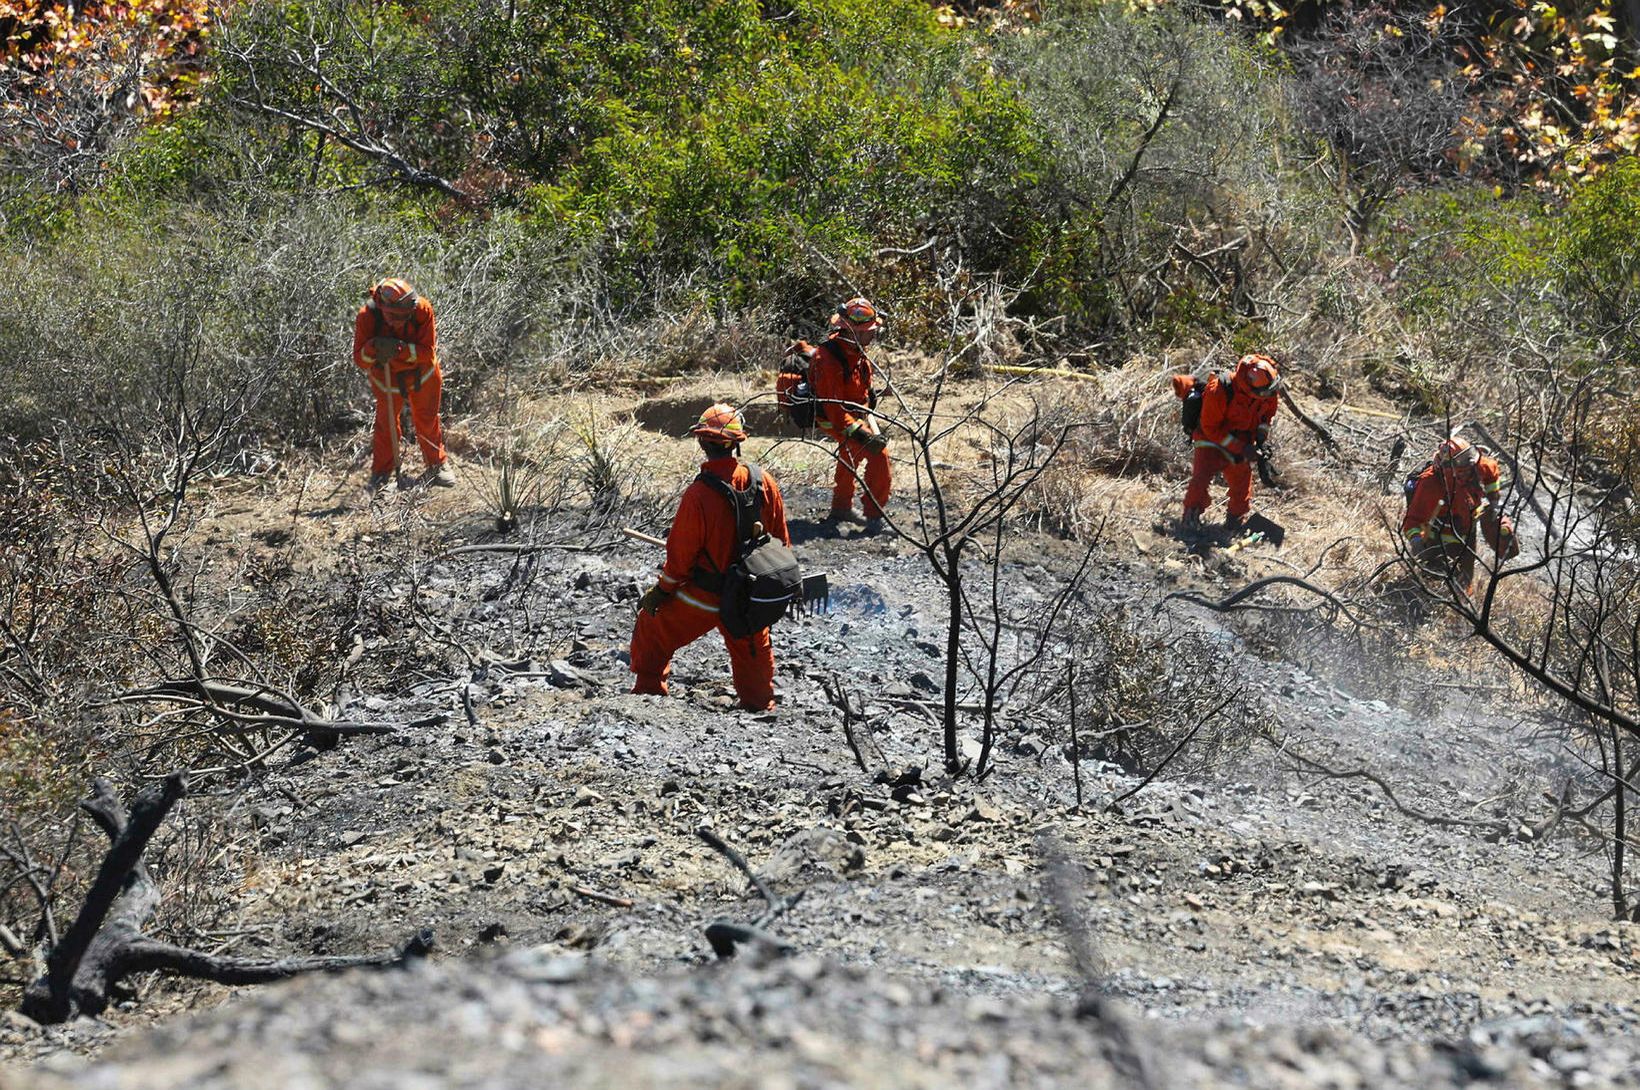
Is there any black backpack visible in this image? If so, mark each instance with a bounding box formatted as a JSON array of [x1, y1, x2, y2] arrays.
[[694, 465, 804, 638], [779, 339, 877, 431], [1180, 371, 1232, 437], [1402, 459, 1434, 501], [777, 349, 819, 430]]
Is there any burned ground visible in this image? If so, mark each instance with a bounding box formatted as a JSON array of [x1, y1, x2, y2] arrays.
[[4, 371, 1639, 1089]]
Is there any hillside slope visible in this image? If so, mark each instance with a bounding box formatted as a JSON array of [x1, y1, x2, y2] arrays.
[[5, 371, 1639, 1088]]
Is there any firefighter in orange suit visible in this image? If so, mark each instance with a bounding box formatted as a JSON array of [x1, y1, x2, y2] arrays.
[[1402, 436, 1518, 592], [1173, 353, 1283, 532], [809, 297, 892, 533], [353, 278, 455, 490], [630, 404, 791, 711]]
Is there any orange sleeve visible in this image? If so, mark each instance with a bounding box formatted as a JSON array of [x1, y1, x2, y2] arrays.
[[810, 349, 859, 433], [763, 474, 790, 547], [1402, 474, 1441, 535], [402, 299, 439, 368], [353, 307, 377, 370], [1171, 374, 1195, 400], [658, 487, 705, 590]]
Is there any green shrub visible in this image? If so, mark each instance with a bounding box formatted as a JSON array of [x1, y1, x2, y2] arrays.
[[1555, 157, 1640, 351]]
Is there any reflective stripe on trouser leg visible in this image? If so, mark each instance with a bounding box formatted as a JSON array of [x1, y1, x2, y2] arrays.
[[629, 589, 720, 695]]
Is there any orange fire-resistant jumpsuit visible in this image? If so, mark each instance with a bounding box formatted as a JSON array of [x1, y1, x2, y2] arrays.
[[810, 336, 891, 518], [353, 297, 446, 475], [1176, 366, 1280, 521], [1401, 456, 1516, 590], [630, 455, 791, 711]]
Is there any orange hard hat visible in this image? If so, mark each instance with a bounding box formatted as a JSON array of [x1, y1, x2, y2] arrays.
[[373, 278, 419, 311], [836, 296, 881, 332], [1434, 436, 1480, 468], [1236, 354, 1282, 398], [691, 402, 747, 444]]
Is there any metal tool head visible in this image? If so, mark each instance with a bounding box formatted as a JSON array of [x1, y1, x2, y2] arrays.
[[1242, 513, 1286, 547], [794, 572, 830, 617]]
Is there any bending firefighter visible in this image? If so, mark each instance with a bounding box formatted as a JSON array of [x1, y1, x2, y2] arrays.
[[353, 278, 456, 491], [1401, 436, 1519, 592], [804, 297, 892, 533], [630, 404, 792, 712], [1172, 353, 1283, 533]]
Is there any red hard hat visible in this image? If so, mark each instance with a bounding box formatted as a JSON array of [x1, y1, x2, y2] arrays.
[[1434, 436, 1480, 468], [691, 402, 747, 444], [836, 296, 881, 332], [1236, 353, 1282, 398], [373, 278, 419, 311]]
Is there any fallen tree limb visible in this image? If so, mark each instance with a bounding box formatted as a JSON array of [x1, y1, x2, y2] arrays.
[[821, 673, 885, 775], [439, 539, 620, 558], [20, 778, 431, 1024], [1280, 388, 1340, 449], [114, 680, 398, 738], [1263, 734, 1512, 836], [119, 931, 433, 984], [695, 827, 803, 959], [1279, 388, 1331, 449], [1159, 575, 1376, 630]]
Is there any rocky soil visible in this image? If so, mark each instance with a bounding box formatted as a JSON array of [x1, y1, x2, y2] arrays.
[[5, 391, 1640, 1088]]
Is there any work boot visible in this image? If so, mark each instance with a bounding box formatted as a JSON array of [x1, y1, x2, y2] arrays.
[[428, 463, 458, 488], [861, 517, 888, 537], [822, 508, 865, 527], [1224, 512, 1247, 533], [1179, 508, 1203, 534], [366, 471, 393, 494]]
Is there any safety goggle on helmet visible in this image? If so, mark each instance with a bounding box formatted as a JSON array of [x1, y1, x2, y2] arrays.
[[1434, 436, 1481, 468], [1237, 354, 1283, 398], [373, 278, 419, 312], [836, 297, 881, 332], [690, 402, 748, 444]]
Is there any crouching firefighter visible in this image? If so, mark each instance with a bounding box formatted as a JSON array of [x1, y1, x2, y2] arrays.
[[1171, 353, 1283, 534], [353, 277, 456, 491], [630, 404, 803, 711], [1401, 436, 1519, 593]]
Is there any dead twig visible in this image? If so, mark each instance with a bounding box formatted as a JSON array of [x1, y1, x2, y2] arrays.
[[571, 884, 634, 909], [694, 826, 803, 959], [1109, 693, 1238, 808]]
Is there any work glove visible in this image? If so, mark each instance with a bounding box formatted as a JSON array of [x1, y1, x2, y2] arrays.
[[372, 335, 405, 363], [637, 584, 671, 616], [861, 431, 889, 455]]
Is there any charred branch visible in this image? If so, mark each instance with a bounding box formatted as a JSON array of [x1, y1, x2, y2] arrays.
[[20, 779, 431, 1025], [695, 826, 803, 959]]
